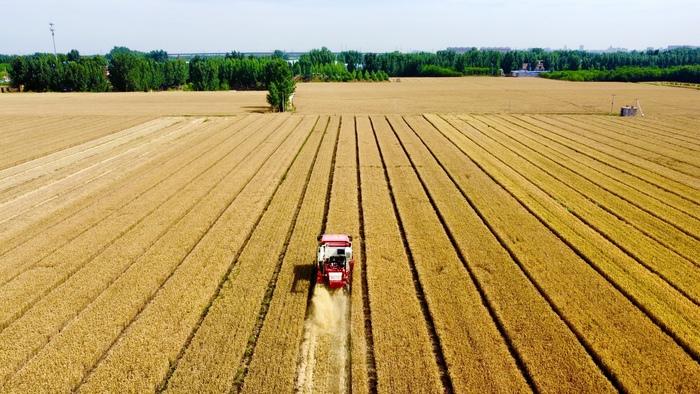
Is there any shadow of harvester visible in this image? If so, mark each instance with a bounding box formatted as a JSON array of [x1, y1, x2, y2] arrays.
[[292, 263, 315, 294]]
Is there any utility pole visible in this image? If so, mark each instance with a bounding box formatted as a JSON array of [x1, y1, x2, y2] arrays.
[[49, 22, 57, 60], [610, 94, 616, 115]]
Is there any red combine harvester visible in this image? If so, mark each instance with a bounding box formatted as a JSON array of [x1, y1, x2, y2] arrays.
[[316, 234, 354, 290]]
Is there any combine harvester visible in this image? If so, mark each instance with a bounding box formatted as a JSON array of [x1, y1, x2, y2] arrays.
[[297, 234, 354, 392], [315, 234, 354, 291]]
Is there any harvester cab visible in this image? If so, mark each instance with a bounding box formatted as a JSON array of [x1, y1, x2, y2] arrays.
[[316, 234, 354, 290]]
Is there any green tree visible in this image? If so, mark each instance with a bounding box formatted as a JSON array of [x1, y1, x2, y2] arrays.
[[340, 50, 363, 72], [67, 49, 81, 62], [148, 50, 169, 62], [189, 57, 221, 91], [272, 50, 289, 60], [265, 58, 295, 112]]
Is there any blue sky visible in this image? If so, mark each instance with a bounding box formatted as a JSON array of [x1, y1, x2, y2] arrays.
[[1, 0, 698, 54]]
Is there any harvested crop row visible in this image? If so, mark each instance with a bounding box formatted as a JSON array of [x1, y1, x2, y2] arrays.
[[0, 116, 296, 388], [560, 116, 700, 169], [0, 117, 175, 184], [0, 117, 278, 330], [0, 117, 183, 202], [295, 117, 350, 394], [393, 115, 614, 392], [0, 116, 111, 148], [318, 115, 369, 394], [420, 114, 700, 391], [0, 116, 71, 136], [245, 115, 444, 393], [235, 117, 338, 394], [568, 116, 700, 159], [451, 115, 700, 303], [494, 115, 700, 221], [514, 115, 700, 205], [0, 116, 151, 170], [0, 117, 232, 283], [471, 115, 700, 255], [527, 115, 700, 189], [71, 115, 312, 393], [0, 118, 197, 226], [295, 119, 348, 394], [160, 116, 330, 393], [0, 116, 255, 261], [372, 115, 529, 392]]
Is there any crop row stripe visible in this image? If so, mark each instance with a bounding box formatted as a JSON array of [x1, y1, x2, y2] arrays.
[[70, 115, 310, 393], [421, 114, 700, 390]]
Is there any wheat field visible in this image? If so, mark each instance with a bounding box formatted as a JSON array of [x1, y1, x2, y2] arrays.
[[0, 80, 699, 393]]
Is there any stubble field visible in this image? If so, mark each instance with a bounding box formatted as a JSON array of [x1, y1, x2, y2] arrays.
[[0, 78, 699, 393]]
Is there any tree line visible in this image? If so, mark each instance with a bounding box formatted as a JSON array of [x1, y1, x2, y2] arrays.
[[357, 47, 700, 76], [8, 52, 109, 92], [541, 65, 700, 83], [7, 48, 188, 92], [6, 46, 700, 93]]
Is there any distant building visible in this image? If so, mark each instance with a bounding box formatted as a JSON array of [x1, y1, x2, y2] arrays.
[[511, 70, 546, 77], [604, 46, 628, 53], [511, 60, 547, 77], [480, 47, 511, 53], [445, 47, 476, 53]]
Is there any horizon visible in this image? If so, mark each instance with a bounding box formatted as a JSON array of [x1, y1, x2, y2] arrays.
[[1, 0, 698, 55]]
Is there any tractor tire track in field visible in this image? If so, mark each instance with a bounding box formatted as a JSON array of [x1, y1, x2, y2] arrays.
[[0, 117, 283, 383], [558, 116, 700, 166], [369, 117, 455, 394], [483, 115, 700, 243], [354, 116, 378, 394], [72, 115, 305, 392], [423, 115, 700, 366], [0, 116, 78, 139]]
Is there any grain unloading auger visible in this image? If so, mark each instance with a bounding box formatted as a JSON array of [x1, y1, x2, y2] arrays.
[[316, 234, 354, 290]]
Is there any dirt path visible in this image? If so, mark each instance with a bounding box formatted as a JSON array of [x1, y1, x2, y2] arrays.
[[296, 287, 350, 394]]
